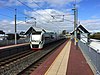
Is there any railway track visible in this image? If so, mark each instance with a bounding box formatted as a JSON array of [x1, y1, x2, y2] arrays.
[[0, 50, 34, 66], [0, 39, 66, 75], [18, 39, 66, 75]]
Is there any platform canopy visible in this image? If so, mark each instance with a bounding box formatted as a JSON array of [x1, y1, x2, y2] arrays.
[[70, 25, 90, 35], [77, 25, 90, 33]]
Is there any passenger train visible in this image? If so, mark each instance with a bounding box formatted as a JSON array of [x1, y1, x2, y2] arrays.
[[30, 30, 65, 49]]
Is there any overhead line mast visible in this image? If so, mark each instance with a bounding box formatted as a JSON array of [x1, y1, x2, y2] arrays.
[[72, 3, 78, 45], [15, 9, 17, 44]]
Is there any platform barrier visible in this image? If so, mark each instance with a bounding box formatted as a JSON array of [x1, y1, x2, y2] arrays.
[[78, 40, 100, 75]]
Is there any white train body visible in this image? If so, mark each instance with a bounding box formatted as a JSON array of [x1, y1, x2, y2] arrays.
[[30, 31, 59, 49], [30, 32, 44, 49]]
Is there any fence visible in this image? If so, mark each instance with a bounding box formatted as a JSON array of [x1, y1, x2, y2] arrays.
[[78, 40, 100, 75], [0, 38, 30, 47]]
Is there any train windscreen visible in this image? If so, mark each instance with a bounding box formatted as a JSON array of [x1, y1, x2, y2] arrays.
[[32, 35, 41, 41]]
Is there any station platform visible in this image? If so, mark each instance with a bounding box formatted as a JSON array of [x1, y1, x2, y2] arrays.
[[0, 43, 29, 50], [30, 40, 94, 75]]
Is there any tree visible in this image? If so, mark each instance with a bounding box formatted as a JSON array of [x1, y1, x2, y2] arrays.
[[62, 30, 67, 35], [0, 30, 5, 34], [20, 31, 25, 35], [90, 32, 100, 40]]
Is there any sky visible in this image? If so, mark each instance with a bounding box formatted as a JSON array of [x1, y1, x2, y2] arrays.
[[0, 0, 100, 33]]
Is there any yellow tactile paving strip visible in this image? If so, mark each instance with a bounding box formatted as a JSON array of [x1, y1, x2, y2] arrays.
[[45, 40, 71, 75]]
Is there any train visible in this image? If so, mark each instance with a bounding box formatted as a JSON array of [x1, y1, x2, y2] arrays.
[[30, 30, 65, 49]]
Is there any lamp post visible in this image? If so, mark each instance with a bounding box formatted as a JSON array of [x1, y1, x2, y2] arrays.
[[15, 9, 17, 44], [72, 4, 78, 45]]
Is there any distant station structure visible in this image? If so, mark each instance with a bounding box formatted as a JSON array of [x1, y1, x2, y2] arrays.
[[0, 30, 5, 40], [71, 25, 90, 43]]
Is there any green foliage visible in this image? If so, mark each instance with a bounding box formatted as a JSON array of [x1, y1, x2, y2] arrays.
[[62, 30, 66, 35], [20, 31, 25, 35], [90, 32, 100, 40]]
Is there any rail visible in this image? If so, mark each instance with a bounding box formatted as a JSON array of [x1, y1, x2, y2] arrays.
[[0, 43, 30, 60], [0, 39, 66, 75]]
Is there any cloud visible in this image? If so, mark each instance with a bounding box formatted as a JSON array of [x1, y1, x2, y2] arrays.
[[1, 0, 100, 34], [0, 20, 14, 33], [24, 9, 73, 21], [0, 0, 81, 9], [91, 15, 100, 19], [24, 9, 74, 31], [81, 19, 100, 32], [44, 0, 81, 7], [0, 19, 32, 33], [1, 8, 100, 34], [0, 9, 74, 33], [0, 0, 20, 7]]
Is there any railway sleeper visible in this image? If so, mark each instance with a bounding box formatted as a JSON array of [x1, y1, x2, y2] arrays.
[[0, 41, 64, 75]]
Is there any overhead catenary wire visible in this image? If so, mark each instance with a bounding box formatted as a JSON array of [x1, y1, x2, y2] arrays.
[[32, 0, 74, 22], [0, 0, 74, 31], [0, 5, 35, 21], [0, 5, 48, 27], [64, 19, 74, 23], [0, 2, 37, 22], [4, 6, 36, 20], [2, 7, 37, 26], [22, 0, 67, 23], [32, 0, 54, 18], [1, 0, 66, 24], [17, 0, 53, 23]]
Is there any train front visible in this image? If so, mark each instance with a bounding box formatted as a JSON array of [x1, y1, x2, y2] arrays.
[[30, 32, 43, 50]]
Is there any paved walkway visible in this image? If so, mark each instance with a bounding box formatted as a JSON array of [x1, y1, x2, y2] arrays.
[[30, 40, 68, 75], [30, 40, 94, 75], [45, 40, 71, 75], [66, 41, 94, 75]]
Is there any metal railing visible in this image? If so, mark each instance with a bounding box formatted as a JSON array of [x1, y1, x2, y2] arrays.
[[78, 40, 100, 75], [0, 38, 30, 47]]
